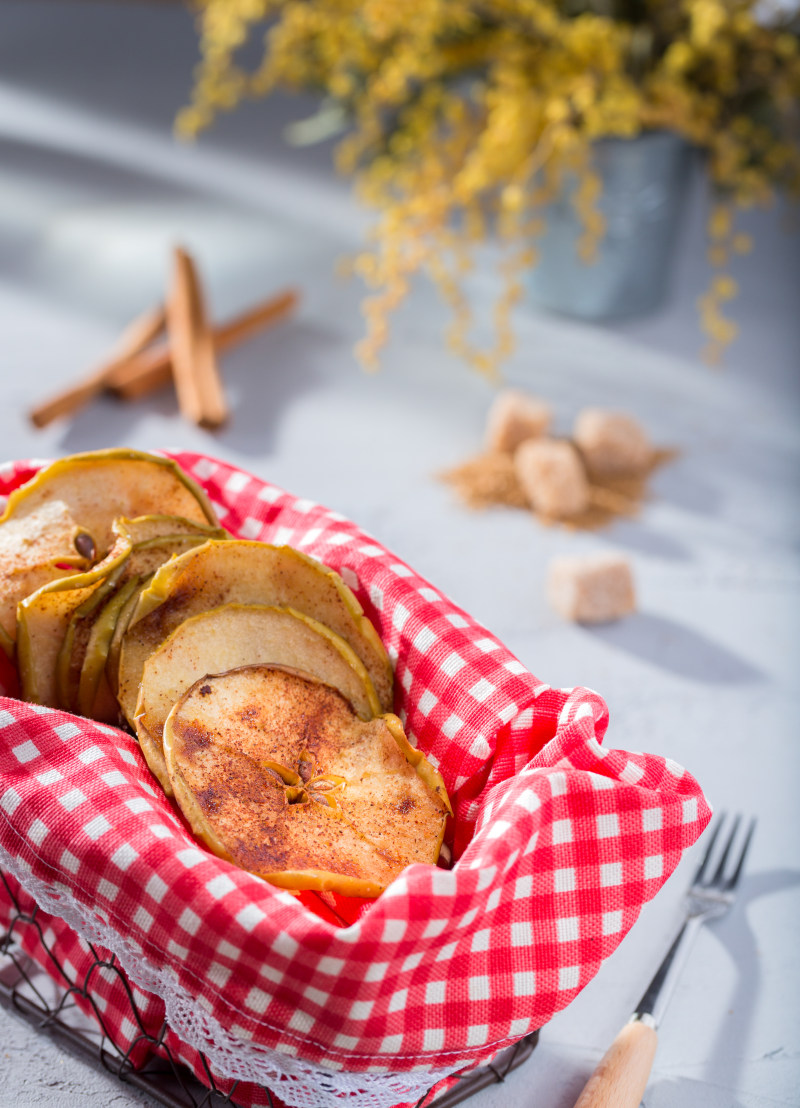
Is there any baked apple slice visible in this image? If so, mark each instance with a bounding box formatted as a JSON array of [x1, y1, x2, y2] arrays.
[[17, 540, 133, 707], [134, 604, 381, 794], [0, 498, 95, 647], [113, 513, 227, 547], [58, 515, 228, 718], [118, 540, 393, 726], [105, 573, 154, 697], [0, 449, 217, 559], [55, 560, 131, 714], [78, 575, 143, 722], [98, 515, 228, 700], [163, 665, 450, 896]]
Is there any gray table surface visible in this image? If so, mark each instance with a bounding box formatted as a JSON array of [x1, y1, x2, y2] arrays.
[[1, 4, 798, 1107]]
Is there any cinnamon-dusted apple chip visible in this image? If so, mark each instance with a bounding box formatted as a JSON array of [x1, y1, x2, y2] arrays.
[[68, 515, 227, 720], [16, 539, 134, 708], [118, 540, 394, 726], [0, 448, 217, 559], [135, 604, 381, 795], [0, 499, 94, 649], [163, 665, 450, 897]]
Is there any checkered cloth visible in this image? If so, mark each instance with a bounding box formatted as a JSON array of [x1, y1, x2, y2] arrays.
[[0, 451, 710, 1099]]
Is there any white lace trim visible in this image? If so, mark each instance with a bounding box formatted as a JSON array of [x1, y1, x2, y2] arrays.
[[0, 844, 464, 1107]]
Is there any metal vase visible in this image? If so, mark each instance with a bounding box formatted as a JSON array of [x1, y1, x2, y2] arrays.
[[527, 131, 691, 320]]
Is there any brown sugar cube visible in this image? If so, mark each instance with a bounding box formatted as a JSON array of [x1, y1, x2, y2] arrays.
[[485, 389, 553, 453], [547, 552, 636, 624], [514, 439, 590, 518], [573, 409, 652, 476]]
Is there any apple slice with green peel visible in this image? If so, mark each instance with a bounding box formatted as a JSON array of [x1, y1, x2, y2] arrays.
[[60, 527, 227, 716], [17, 540, 133, 707], [106, 573, 154, 697], [55, 526, 137, 712], [107, 531, 222, 587], [0, 449, 217, 559], [133, 603, 382, 793], [0, 497, 95, 643], [163, 665, 449, 896], [79, 575, 143, 722], [112, 513, 229, 547], [136, 721, 174, 795], [0, 497, 93, 566], [56, 559, 131, 711], [3, 563, 93, 650], [118, 540, 394, 726]]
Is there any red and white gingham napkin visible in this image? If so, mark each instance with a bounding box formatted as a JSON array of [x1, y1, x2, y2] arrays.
[[0, 451, 710, 1096]]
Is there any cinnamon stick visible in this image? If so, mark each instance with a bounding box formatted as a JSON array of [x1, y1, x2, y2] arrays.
[[107, 288, 299, 401], [166, 246, 229, 429], [28, 305, 166, 428]]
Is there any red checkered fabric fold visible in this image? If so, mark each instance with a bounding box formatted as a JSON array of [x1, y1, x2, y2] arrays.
[[0, 452, 710, 1088]]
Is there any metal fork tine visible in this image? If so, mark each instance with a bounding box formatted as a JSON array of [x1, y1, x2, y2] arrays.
[[708, 814, 742, 887], [724, 817, 757, 891], [691, 811, 727, 886]]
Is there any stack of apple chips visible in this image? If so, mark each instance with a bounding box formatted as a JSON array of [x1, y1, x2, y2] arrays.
[[0, 449, 450, 898]]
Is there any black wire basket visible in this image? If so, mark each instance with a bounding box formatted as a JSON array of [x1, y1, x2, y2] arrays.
[[0, 869, 539, 1108]]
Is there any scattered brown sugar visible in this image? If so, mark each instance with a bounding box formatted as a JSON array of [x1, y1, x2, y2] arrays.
[[439, 451, 530, 510], [440, 447, 676, 530]]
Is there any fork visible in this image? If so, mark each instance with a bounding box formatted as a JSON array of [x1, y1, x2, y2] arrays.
[[572, 812, 757, 1108]]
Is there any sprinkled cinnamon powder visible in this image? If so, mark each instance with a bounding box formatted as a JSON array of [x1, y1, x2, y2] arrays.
[[440, 447, 676, 530]]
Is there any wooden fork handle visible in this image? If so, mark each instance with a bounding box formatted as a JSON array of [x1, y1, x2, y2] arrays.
[[572, 1018, 658, 1108]]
